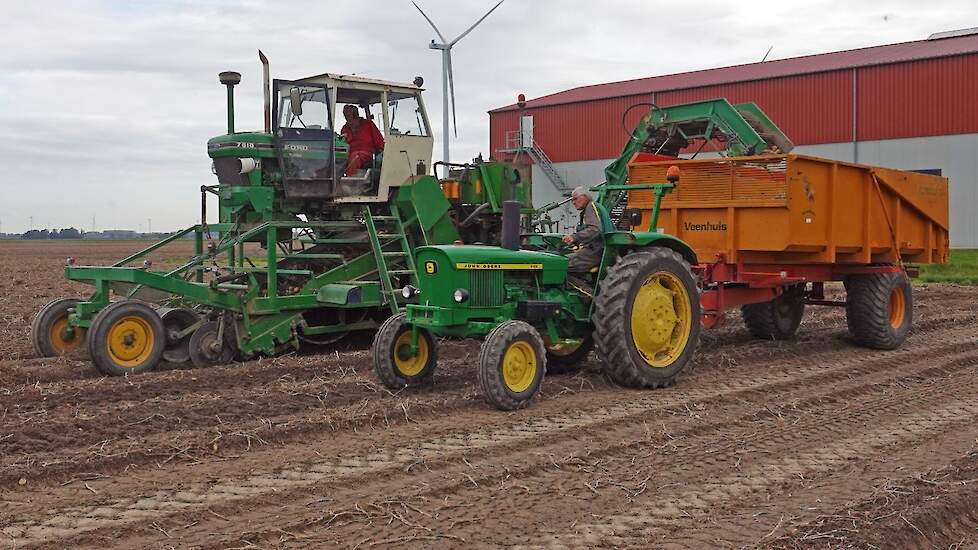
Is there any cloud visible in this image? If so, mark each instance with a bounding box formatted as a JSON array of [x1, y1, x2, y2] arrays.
[[0, 0, 972, 231]]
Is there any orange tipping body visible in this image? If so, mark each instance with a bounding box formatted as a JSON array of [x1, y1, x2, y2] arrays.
[[627, 154, 949, 266]]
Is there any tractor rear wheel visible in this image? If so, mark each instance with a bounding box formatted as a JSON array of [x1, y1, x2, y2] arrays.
[[478, 320, 546, 410], [594, 248, 700, 388], [88, 301, 165, 375], [188, 320, 237, 368], [545, 334, 593, 375], [845, 271, 912, 350], [31, 298, 88, 357], [741, 284, 806, 340], [372, 313, 437, 389]]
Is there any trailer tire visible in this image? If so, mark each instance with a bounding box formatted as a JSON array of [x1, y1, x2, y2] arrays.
[[88, 301, 165, 376], [31, 298, 88, 357], [478, 321, 546, 410], [845, 271, 912, 350], [741, 284, 805, 340], [372, 313, 437, 389], [545, 334, 593, 374], [594, 248, 700, 389]]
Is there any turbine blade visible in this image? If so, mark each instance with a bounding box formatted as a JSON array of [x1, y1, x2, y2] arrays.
[[447, 51, 458, 137], [412, 1, 447, 43], [449, 0, 505, 45]]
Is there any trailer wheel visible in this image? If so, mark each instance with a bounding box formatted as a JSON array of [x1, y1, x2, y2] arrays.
[[594, 248, 700, 388], [741, 284, 806, 340], [88, 301, 165, 375], [372, 313, 437, 389], [188, 320, 237, 368], [545, 334, 593, 374], [846, 272, 912, 350], [478, 321, 546, 410], [31, 298, 88, 357]]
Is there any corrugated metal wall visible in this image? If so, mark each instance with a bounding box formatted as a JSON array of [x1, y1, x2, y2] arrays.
[[489, 53, 978, 163]]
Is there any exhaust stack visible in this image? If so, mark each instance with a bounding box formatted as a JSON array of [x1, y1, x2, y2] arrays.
[[259, 50, 271, 133]]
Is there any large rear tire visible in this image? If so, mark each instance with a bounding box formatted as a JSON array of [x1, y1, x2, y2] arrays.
[[741, 284, 806, 340], [372, 313, 438, 389], [31, 298, 88, 357], [845, 271, 912, 350], [88, 301, 165, 376], [478, 321, 546, 410], [593, 248, 700, 388]]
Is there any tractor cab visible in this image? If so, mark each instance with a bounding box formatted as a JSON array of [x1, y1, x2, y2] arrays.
[[273, 73, 433, 203]]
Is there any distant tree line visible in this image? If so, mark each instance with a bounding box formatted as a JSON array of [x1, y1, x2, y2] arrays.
[[21, 228, 84, 240], [8, 229, 185, 240]]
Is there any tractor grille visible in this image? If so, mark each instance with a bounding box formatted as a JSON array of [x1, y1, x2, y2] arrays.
[[469, 270, 504, 307]]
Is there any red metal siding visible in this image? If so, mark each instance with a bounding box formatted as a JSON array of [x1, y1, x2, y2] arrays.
[[657, 70, 853, 146], [857, 55, 978, 140]]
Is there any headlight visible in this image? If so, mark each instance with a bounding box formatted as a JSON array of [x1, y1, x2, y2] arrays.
[[453, 288, 469, 303], [401, 285, 420, 299]]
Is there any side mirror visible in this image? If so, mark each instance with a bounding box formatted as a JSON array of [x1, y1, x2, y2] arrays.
[[289, 87, 303, 117]]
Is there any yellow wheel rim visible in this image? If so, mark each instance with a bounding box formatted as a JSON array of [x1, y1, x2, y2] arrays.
[[889, 287, 906, 328], [106, 315, 156, 368], [630, 271, 693, 368], [393, 331, 429, 377], [502, 340, 538, 393], [49, 316, 86, 354]]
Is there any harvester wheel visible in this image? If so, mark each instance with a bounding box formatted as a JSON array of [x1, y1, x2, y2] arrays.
[[594, 248, 700, 388], [478, 320, 546, 410], [31, 298, 88, 357], [545, 334, 593, 375], [845, 271, 912, 350], [188, 321, 237, 368], [741, 284, 806, 340], [88, 301, 165, 376], [160, 308, 200, 365], [372, 313, 437, 389]]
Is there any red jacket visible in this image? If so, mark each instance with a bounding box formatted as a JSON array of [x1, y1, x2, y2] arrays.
[[340, 118, 385, 155]]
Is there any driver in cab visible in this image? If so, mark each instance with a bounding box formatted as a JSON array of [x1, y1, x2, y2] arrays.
[[562, 186, 604, 274], [340, 105, 385, 175]]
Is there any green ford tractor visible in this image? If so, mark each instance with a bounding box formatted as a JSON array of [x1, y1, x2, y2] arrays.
[[372, 174, 702, 410]]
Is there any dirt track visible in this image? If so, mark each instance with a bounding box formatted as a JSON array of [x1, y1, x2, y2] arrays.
[[2, 241, 978, 549]]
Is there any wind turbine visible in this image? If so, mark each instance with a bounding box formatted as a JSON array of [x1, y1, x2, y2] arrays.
[[412, 0, 505, 175]]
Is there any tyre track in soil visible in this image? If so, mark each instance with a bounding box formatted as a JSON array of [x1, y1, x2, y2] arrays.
[[1, 308, 969, 494], [3, 316, 976, 549], [191, 345, 978, 549]]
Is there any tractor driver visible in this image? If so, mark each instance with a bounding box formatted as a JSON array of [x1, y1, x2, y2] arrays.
[[562, 186, 604, 274], [340, 105, 385, 175]]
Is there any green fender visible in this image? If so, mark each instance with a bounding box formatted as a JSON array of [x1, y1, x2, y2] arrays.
[[606, 231, 698, 265]]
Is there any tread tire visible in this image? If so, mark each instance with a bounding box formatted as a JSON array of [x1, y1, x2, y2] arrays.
[[477, 320, 546, 410], [845, 271, 912, 350], [372, 313, 438, 389], [593, 248, 700, 389], [741, 284, 806, 340], [88, 301, 165, 376], [31, 298, 87, 357]]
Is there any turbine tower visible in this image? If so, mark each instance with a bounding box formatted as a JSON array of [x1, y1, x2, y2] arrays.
[[413, 0, 505, 176]]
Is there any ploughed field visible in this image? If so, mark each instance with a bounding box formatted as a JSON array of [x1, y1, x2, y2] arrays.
[[2, 240, 978, 549]]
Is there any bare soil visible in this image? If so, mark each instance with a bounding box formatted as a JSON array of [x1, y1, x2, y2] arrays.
[[2, 240, 978, 549]]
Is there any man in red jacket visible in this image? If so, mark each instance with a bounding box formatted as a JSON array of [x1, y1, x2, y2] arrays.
[[340, 104, 385, 175]]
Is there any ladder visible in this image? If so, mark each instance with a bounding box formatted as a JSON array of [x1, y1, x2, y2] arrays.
[[525, 138, 571, 193], [362, 204, 419, 314]]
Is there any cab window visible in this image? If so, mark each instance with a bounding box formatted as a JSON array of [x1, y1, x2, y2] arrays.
[[388, 93, 428, 136]]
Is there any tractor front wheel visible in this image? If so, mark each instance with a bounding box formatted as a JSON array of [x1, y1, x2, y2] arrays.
[[478, 320, 546, 410], [31, 298, 88, 357], [88, 301, 165, 375], [372, 313, 438, 389], [593, 248, 700, 388]]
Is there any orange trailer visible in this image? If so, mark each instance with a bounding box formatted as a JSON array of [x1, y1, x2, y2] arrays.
[[625, 154, 950, 349]]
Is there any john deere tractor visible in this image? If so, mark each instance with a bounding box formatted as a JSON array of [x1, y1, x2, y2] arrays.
[[372, 168, 702, 410], [31, 51, 531, 376]]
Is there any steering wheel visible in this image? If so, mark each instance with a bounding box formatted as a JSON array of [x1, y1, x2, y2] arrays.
[[541, 234, 571, 253]]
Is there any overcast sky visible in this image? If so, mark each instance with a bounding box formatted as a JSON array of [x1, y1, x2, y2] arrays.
[[0, 0, 973, 232]]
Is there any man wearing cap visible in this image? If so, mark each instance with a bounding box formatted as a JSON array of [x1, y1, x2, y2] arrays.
[[340, 105, 385, 175], [562, 186, 604, 274]]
